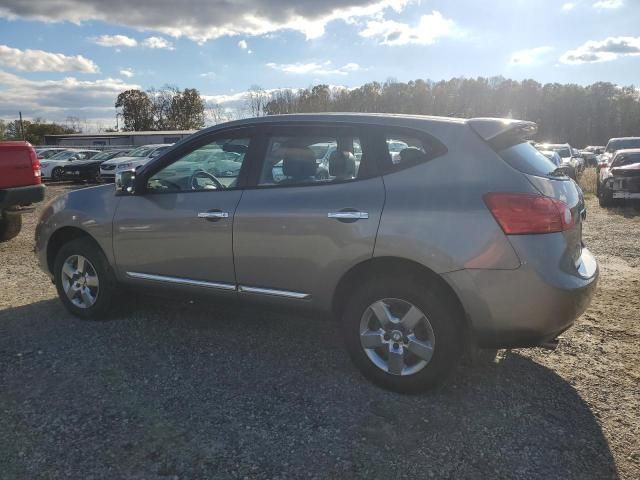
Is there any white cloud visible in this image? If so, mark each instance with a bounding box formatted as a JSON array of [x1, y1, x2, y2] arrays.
[[0, 44, 98, 73], [0, 69, 138, 121], [560, 36, 640, 64], [266, 61, 360, 75], [119, 68, 134, 77], [562, 2, 576, 11], [0, 0, 411, 43], [359, 10, 455, 46], [509, 46, 554, 65], [142, 36, 174, 49], [200, 71, 216, 78], [593, 0, 623, 9], [238, 39, 248, 49], [93, 34, 138, 47]]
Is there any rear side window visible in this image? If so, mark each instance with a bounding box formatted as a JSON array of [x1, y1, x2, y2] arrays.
[[374, 129, 447, 173], [499, 142, 558, 177]]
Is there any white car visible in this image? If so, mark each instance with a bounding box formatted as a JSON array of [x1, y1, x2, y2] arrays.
[[36, 147, 67, 159], [99, 144, 173, 181], [39, 149, 100, 180]]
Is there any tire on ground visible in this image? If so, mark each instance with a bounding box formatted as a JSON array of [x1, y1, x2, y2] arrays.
[[53, 236, 119, 319], [342, 274, 464, 393], [0, 210, 22, 242]]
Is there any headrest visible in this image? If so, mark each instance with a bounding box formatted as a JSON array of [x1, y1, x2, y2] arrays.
[[282, 147, 317, 179], [399, 147, 428, 166]]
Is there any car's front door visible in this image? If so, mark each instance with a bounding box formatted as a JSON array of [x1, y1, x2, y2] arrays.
[[112, 129, 255, 290], [233, 124, 385, 306]]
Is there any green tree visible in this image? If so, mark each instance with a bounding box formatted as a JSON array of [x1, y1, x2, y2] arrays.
[[115, 89, 154, 131]]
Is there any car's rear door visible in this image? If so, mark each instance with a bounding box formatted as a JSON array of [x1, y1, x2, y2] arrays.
[[232, 123, 385, 307], [112, 128, 257, 290]]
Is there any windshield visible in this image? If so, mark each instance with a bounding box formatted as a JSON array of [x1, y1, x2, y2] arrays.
[[90, 151, 113, 160], [554, 148, 571, 158], [48, 151, 77, 160], [613, 153, 640, 167], [606, 138, 640, 153], [127, 146, 155, 157]]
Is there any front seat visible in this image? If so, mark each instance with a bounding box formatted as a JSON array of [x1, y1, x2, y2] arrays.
[[329, 150, 357, 180], [281, 147, 318, 184]]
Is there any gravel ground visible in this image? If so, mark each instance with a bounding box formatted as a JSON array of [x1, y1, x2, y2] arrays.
[[0, 183, 638, 479]]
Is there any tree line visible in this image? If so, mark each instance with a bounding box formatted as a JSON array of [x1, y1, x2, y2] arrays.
[[261, 77, 640, 147]]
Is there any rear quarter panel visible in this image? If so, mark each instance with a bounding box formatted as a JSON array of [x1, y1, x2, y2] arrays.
[[374, 123, 534, 272]]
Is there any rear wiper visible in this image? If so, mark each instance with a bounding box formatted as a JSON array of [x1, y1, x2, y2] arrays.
[[548, 168, 567, 177]]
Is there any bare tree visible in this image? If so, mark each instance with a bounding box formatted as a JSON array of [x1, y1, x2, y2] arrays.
[[246, 85, 269, 117]]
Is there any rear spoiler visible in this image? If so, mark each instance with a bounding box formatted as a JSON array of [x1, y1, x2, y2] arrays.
[[468, 118, 537, 149]]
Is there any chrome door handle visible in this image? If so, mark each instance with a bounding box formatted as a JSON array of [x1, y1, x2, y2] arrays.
[[197, 211, 229, 220], [328, 211, 369, 220]]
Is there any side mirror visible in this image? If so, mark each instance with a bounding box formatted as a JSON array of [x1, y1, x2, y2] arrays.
[[115, 169, 137, 195]]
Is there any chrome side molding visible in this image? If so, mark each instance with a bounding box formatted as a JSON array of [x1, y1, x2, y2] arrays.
[[126, 272, 311, 299], [126, 272, 236, 290], [238, 285, 311, 299]]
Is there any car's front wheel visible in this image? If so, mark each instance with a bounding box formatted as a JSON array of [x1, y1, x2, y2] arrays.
[[53, 237, 118, 319], [342, 276, 464, 393], [51, 167, 64, 181]]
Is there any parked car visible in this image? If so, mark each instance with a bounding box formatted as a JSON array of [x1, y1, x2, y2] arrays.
[[0, 141, 45, 241], [598, 148, 640, 207], [599, 137, 640, 168], [36, 147, 67, 159], [583, 146, 605, 155], [537, 143, 579, 179], [35, 114, 598, 393], [61, 149, 132, 183], [579, 149, 598, 167], [40, 149, 100, 180], [100, 144, 172, 181], [571, 148, 585, 172]]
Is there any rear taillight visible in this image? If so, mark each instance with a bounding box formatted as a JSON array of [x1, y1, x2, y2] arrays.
[[484, 192, 574, 235], [29, 149, 42, 183]]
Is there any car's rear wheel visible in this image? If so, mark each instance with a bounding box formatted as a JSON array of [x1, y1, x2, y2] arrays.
[[53, 237, 118, 319], [342, 276, 463, 393], [51, 167, 64, 181], [0, 210, 22, 242]]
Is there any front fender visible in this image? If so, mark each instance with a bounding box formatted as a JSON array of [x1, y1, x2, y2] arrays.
[[35, 184, 119, 275]]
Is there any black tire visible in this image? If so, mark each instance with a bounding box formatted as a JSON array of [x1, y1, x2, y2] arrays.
[[51, 167, 64, 181], [342, 275, 464, 393], [0, 210, 22, 242], [599, 186, 613, 207], [53, 237, 119, 319]]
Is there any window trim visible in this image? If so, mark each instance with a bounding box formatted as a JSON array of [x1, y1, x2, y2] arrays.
[[244, 123, 378, 190], [135, 127, 258, 195]]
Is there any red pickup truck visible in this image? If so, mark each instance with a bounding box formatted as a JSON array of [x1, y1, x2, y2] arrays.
[[0, 141, 45, 241]]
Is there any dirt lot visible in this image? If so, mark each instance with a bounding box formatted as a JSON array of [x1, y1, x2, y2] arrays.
[[0, 182, 638, 479]]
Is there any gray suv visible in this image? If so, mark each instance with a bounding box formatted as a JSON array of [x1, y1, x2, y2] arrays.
[[35, 114, 598, 393]]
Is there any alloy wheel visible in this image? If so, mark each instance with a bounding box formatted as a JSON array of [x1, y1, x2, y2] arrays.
[[359, 298, 435, 376], [60, 254, 99, 308]]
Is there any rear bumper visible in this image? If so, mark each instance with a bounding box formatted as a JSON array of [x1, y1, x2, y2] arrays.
[[443, 247, 598, 348], [0, 184, 45, 209]]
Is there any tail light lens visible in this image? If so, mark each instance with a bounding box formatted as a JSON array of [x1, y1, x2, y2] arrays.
[[29, 148, 42, 183], [484, 192, 574, 235]]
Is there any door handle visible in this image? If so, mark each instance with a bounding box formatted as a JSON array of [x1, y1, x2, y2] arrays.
[[197, 211, 229, 221], [328, 211, 369, 220]]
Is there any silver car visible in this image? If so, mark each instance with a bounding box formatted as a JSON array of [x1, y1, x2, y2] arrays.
[[35, 114, 598, 393]]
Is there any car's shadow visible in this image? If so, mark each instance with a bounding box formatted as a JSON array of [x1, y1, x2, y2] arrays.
[[601, 200, 640, 218], [0, 297, 618, 479]]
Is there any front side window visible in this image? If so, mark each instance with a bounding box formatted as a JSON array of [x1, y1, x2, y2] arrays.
[[146, 137, 249, 193], [258, 130, 362, 187]]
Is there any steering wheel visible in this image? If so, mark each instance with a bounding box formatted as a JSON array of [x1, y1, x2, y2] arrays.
[[189, 169, 224, 190]]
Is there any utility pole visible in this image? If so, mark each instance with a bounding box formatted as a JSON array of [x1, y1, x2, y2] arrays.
[[19, 111, 25, 140]]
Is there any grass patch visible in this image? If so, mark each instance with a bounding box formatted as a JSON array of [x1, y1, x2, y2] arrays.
[[578, 168, 598, 195]]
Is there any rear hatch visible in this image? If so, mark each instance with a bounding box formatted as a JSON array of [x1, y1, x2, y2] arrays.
[[469, 119, 585, 268]]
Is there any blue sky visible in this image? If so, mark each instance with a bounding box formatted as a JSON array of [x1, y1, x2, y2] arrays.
[[0, 0, 639, 129]]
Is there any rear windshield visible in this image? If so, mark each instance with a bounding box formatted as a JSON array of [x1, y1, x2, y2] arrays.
[[499, 142, 559, 177], [554, 148, 571, 158], [606, 138, 640, 153]]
